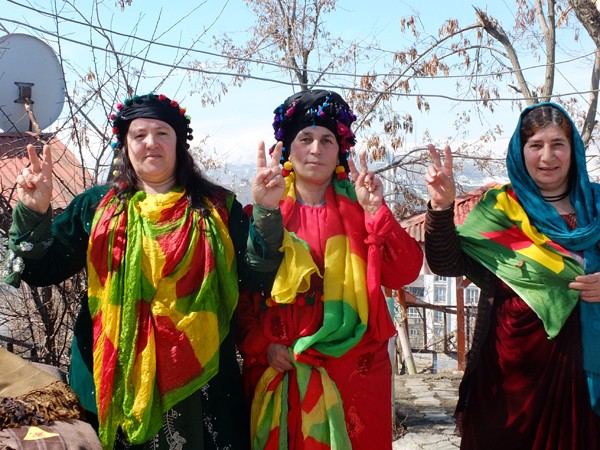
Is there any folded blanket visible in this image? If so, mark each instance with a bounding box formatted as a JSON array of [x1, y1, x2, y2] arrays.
[[0, 350, 82, 428]]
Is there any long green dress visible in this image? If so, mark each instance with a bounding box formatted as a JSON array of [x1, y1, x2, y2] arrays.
[[5, 185, 252, 450]]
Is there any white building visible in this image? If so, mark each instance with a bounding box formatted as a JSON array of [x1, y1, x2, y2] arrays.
[[398, 183, 499, 363]]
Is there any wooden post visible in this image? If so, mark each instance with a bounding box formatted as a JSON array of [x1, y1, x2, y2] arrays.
[[456, 277, 467, 371], [384, 288, 396, 426], [393, 289, 417, 375], [443, 310, 448, 353]]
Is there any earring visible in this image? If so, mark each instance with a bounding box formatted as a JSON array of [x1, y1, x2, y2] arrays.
[[282, 161, 293, 177]]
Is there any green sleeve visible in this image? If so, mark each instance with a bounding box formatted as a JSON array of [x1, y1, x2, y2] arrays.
[[3, 185, 110, 288], [246, 204, 284, 273]]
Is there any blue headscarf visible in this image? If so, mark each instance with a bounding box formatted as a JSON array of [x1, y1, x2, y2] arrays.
[[506, 101, 600, 414]]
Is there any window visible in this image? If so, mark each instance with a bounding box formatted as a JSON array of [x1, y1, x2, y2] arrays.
[[433, 310, 444, 323], [409, 328, 419, 337], [465, 287, 479, 305], [434, 286, 447, 303], [434, 275, 448, 282], [407, 307, 420, 319]]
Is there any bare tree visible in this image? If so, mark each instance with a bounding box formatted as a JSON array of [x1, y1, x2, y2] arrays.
[[360, 0, 600, 214], [209, 0, 356, 94], [203, 1, 599, 218]]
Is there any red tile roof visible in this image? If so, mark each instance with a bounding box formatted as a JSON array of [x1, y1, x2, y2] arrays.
[[400, 182, 502, 243], [0, 133, 93, 210]]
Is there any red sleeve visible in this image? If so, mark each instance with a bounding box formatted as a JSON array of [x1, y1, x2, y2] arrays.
[[234, 288, 270, 367], [364, 203, 422, 289]]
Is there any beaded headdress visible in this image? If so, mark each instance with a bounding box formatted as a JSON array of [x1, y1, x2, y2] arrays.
[[272, 89, 356, 179]]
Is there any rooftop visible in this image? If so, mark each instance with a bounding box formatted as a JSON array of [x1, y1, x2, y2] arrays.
[[0, 132, 93, 210], [400, 182, 502, 244]]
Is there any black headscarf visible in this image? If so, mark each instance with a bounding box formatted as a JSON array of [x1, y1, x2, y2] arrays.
[[111, 93, 193, 148]]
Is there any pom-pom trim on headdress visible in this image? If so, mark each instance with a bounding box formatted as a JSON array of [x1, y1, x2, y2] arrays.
[[109, 93, 193, 150], [282, 161, 293, 177]]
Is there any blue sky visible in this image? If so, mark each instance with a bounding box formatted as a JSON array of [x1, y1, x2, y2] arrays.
[[1, 0, 596, 168]]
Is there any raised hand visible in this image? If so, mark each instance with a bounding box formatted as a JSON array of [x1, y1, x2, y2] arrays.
[[425, 144, 456, 211], [15, 144, 53, 214], [251, 141, 285, 209], [349, 151, 383, 217]]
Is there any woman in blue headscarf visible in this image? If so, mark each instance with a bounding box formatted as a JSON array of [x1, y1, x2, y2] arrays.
[[424, 102, 600, 449]]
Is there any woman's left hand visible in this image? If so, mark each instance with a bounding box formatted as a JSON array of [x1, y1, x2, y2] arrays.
[[349, 151, 383, 217], [569, 273, 600, 302]]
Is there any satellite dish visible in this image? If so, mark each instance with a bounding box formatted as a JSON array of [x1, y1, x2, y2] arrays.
[[0, 33, 65, 133]]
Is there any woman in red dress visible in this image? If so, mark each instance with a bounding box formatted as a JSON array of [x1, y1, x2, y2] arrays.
[[237, 89, 422, 449], [425, 102, 600, 449]]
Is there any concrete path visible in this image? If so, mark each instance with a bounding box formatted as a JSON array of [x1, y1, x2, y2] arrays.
[[392, 373, 462, 449]]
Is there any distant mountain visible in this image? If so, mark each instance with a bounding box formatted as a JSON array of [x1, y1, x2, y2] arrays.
[[205, 163, 255, 206], [205, 142, 510, 210]]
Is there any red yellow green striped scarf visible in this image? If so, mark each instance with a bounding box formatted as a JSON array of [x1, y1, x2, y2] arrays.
[[457, 184, 584, 338], [250, 174, 395, 449], [87, 188, 238, 449]]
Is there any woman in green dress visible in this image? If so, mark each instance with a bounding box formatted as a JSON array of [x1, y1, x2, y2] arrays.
[[3, 94, 254, 449]]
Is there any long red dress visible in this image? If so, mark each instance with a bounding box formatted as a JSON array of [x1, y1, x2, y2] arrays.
[[236, 194, 422, 450], [458, 280, 600, 450]]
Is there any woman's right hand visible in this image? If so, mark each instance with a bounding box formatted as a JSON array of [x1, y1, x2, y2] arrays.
[[267, 343, 294, 372], [251, 141, 285, 209], [425, 144, 456, 211], [15, 144, 53, 214]]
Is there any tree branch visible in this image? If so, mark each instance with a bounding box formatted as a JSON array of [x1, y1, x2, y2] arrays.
[[474, 7, 537, 104]]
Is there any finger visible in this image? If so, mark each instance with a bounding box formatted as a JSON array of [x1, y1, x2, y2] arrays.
[[363, 172, 375, 190], [574, 274, 597, 284], [20, 168, 36, 189], [270, 142, 283, 168], [265, 172, 283, 188], [424, 172, 436, 185], [281, 360, 294, 371], [15, 173, 29, 190], [427, 144, 441, 167], [359, 151, 369, 173], [570, 280, 595, 291], [443, 145, 453, 170], [427, 165, 438, 178], [348, 156, 360, 180], [41, 144, 53, 174], [426, 164, 442, 184], [27, 144, 41, 173], [257, 141, 267, 169]]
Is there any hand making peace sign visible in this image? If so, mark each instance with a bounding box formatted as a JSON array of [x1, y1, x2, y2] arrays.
[[15, 144, 54, 214], [348, 151, 383, 217], [251, 141, 285, 209], [425, 144, 456, 211]]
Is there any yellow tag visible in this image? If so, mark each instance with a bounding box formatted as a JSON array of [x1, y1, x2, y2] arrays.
[[23, 426, 59, 440]]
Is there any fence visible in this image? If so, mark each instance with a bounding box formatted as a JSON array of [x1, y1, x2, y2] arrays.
[[396, 300, 479, 373]]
